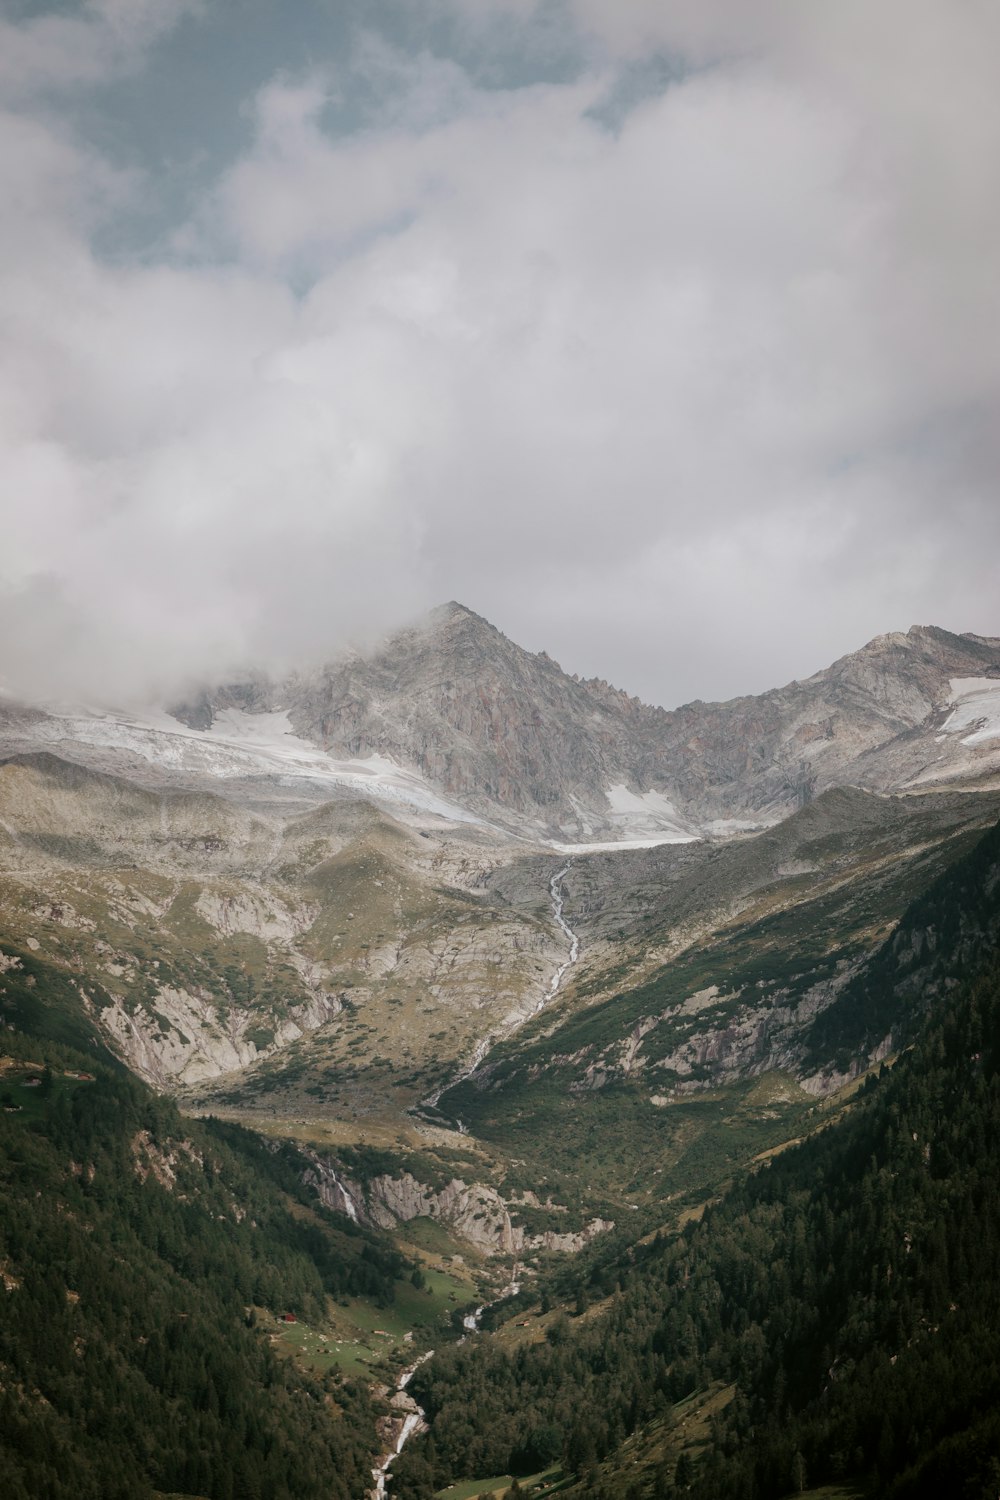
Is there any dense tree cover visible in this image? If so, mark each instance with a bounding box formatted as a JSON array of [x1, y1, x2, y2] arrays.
[[5, 820, 1000, 1498], [0, 1026, 403, 1499], [805, 815, 1000, 1069], [393, 824, 1000, 1499]]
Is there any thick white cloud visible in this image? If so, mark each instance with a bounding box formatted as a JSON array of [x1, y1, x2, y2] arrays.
[[1, 3, 998, 708]]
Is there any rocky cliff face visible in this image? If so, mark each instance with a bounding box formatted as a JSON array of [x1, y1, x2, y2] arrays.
[[280, 604, 678, 837], [302, 1150, 613, 1256], [651, 625, 1000, 821]]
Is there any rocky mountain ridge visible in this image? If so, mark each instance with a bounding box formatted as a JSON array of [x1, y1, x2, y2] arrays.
[[149, 606, 1000, 837], [3, 605, 1000, 844]]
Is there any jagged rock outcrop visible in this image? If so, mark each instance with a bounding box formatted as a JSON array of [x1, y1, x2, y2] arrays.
[[101, 983, 344, 1088], [302, 1155, 613, 1255]]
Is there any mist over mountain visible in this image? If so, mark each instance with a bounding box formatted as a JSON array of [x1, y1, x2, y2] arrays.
[[5, 602, 998, 845]]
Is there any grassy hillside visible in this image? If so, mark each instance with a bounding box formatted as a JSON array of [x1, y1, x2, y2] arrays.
[[0, 752, 557, 1115]]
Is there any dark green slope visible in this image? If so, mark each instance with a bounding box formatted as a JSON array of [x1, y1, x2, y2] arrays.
[[391, 818, 1000, 1499], [805, 812, 1000, 1067], [0, 937, 124, 1062], [0, 972, 407, 1500]]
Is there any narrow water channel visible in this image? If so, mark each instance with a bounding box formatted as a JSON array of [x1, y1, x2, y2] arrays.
[[416, 862, 580, 1124], [379, 870, 580, 1483], [370, 1352, 434, 1498]]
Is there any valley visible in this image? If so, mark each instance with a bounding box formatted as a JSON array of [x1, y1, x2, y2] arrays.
[[3, 606, 1000, 1499]]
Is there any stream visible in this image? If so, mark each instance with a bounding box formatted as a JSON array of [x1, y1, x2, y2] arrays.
[[372, 872, 579, 1486], [370, 1352, 434, 1498], [371, 1271, 523, 1494], [544, 864, 580, 1003], [461, 1266, 522, 1333], [416, 863, 580, 1127]]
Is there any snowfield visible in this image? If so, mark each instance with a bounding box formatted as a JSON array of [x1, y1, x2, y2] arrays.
[[604, 782, 691, 837], [546, 782, 696, 848], [11, 702, 488, 825], [0, 696, 704, 847]]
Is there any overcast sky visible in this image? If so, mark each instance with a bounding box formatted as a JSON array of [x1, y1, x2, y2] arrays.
[[2, 0, 998, 710]]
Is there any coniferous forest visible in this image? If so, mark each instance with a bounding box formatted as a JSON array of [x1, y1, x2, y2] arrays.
[[3, 824, 1000, 1498], [0, 1022, 403, 1500]]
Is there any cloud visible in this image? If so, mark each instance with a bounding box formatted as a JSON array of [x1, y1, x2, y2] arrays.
[[1, 7, 999, 708], [0, 0, 201, 99]]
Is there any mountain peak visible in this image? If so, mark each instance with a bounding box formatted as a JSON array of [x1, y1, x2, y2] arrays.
[[8, 608, 999, 846], [424, 600, 503, 639]]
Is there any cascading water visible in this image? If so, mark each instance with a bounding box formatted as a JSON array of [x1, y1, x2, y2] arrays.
[[416, 864, 579, 1126], [372, 873, 580, 1483], [543, 864, 580, 1004], [461, 1267, 522, 1334], [370, 1352, 434, 1498]]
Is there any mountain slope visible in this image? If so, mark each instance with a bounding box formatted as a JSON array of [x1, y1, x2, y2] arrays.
[[4, 753, 999, 1236], [434, 785, 1000, 1213], [0, 1002, 410, 1500], [4, 607, 999, 844], [0, 753, 563, 1105], [652, 623, 1000, 820], [390, 817, 1000, 1498]]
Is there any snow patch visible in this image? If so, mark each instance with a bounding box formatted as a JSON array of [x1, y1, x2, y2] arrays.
[[605, 783, 681, 820], [542, 783, 698, 850], [605, 782, 688, 831], [940, 678, 1000, 746], [547, 834, 696, 853]]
